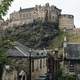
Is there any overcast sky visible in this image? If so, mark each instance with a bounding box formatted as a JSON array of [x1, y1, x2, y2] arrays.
[[3, 0, 80, 27]]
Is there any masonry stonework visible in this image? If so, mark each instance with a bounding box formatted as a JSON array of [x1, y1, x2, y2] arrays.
[[0, 3, 75, 30], [8, 3, 61, 27], [59, 14, 74, 30]]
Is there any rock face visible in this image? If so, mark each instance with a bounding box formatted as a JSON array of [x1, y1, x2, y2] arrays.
[[5, 22, 59, 49]]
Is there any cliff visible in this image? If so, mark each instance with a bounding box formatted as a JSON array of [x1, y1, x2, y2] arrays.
[[5, 21, 63, 49]]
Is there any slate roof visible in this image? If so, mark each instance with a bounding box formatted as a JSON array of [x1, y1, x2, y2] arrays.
[[19, 8, 34, 12], [7, 42, 47, 58], [65, 43, 80, 60]]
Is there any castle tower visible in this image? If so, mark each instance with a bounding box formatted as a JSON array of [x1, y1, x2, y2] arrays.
[[59, 14, 74, 30]]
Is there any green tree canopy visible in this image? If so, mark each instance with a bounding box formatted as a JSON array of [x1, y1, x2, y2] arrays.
[[0, 0, 13, 18]]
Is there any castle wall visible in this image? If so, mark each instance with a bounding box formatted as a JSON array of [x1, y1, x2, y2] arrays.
[[50, 6, 61, 23], [10, 10, 34, 27], [59, 14, 74, 30], [9, 3, 61, 27]]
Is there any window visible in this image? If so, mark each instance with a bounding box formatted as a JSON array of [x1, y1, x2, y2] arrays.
[[69, 61, 75, 72], [40, 59, 42, 69], [53, 16, 54, 19], [41, 53, 43, 55], [37, 53, 39, 55], [32, 60, 34, 72]]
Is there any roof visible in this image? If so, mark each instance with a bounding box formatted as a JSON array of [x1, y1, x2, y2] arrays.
[[65, 43, 80, 60], [7, 42, 47, 58], [19, 7, 34, 12]]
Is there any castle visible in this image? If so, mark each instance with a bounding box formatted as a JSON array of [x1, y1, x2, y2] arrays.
[[0, 3, 75, 30]]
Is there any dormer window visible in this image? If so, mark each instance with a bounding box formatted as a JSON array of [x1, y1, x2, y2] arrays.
[[41, 53, 43, 55], [37, 53, 39, 55]]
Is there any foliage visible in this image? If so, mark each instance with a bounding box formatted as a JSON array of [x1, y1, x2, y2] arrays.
[[58, 68, 76, 80], [0, 0, 13, 79], [49, 31, 64, 50], [67, 31, 80, 43], [0, 0, 13, 17], [0, 48, 7, 64], [0, 48, 7, 80], [5, 21, 59, 49], [63, 75, 76, 80]]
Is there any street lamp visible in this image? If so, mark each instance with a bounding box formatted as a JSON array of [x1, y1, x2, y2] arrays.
[[29, 49, 32, 80], [54, 48, 59, 80]]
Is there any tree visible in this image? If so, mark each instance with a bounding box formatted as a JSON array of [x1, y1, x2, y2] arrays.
[[0, 0, 13, 18], [0, 0, 13, 79], [0, 48, 7, 80]]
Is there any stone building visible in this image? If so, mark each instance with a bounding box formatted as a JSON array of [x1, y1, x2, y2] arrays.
[[0, 3, 75, 30], [7, 3, 75, 30], [64, 43, 80, 78], [2, 42, 47, 80], [8, 3, 61, 27], [59, 14, 74, 30], [47, 48, 62, 80]]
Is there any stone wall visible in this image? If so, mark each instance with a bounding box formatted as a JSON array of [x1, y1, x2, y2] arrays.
[[8, 3, 61, 27], [2, 57, 47, 80], [59, 14, 74, 30], [32, 58, 47, 80]]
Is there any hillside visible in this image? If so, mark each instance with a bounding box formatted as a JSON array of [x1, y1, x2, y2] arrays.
[[5, 22, 63, 49], [67, 32, 80, 43]]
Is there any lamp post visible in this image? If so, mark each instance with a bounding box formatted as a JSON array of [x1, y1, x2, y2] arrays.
[[54, 48, 58, 80], [29, 49, 32, 80]]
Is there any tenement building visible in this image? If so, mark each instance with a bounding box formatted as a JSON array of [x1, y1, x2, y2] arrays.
[[64, 43, 80, 78], [2, 42, 47, 80]]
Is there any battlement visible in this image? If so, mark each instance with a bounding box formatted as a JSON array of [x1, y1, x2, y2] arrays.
[[60, 14, 74, 19], [59, 14, 74, 30]]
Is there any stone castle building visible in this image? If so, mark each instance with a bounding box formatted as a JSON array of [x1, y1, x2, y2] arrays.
[[0, 3, 75, 30], [59, 14, 74, 30], [9, 3, 61, 27]]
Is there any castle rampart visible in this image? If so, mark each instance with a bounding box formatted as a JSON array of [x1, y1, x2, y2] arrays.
[[8, 3, 61, 27], [59, 14, 74, 30]]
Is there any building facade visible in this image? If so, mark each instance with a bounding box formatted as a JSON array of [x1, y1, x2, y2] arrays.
[[2, 42, 47, 80], [0, 3, 75, 30], [59, 14, 74, 30], [7, 3, 75, 30], [64, 43, 80, 78], [8, 3, 61, 27]]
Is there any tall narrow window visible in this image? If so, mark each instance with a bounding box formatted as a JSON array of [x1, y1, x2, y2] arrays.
[[40, 59, 42, 69], [32, 60, 34, 72]]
